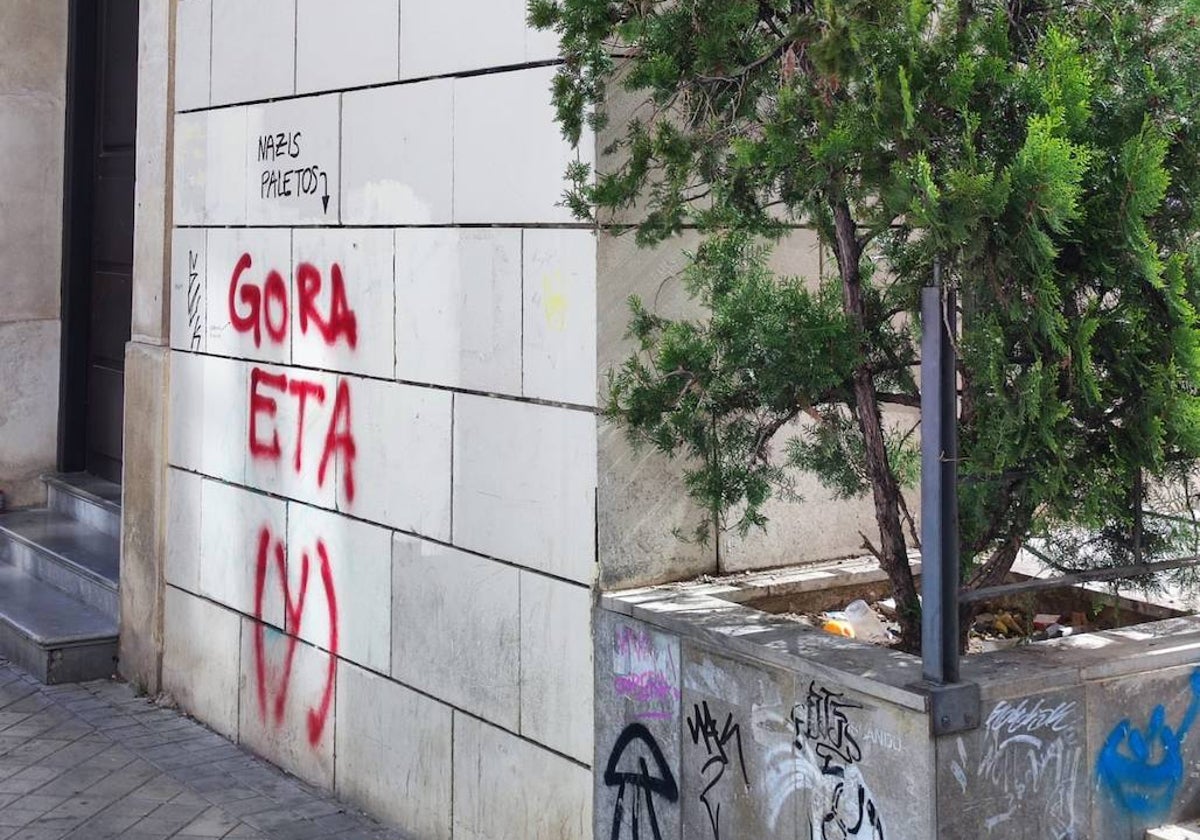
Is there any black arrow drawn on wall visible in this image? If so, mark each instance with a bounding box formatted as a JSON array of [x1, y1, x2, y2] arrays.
[[319, 170, 330, 213]]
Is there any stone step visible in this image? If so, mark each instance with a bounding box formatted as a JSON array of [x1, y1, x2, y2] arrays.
[[1148, 825, 1200, 839], [0, 560, 117, 684], [43, 472, 122, 539], [0, 509, 119, 620]]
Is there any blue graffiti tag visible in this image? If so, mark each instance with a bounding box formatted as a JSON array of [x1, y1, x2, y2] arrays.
[[1096, 667, 1200, 816]]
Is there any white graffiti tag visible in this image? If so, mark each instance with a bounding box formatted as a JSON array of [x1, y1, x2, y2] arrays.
[[952, 698, 1082, 838], [763, 682, 886, 839]]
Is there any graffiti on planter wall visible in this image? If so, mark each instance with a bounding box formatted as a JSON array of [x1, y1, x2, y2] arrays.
[[802, 681, 864, 772], [948, 697, 1082, 836], [764, 681, 886, 839], [1097, 667, 1200, 817], [251, 525, 339, 747], [686, 701, 749, 840], [613, 625, 680, 721], [604, 722, 679, 840]]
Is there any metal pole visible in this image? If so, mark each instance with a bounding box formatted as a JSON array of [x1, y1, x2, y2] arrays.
[[920, 263, 960, 685]]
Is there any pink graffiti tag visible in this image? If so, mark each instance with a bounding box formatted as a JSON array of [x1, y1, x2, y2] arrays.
[[614, 673, 679, 720], [613, 625, 680, 720]]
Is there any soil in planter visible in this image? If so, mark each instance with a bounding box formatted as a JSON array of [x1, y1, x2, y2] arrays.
[[746, 576, 1186, 653]]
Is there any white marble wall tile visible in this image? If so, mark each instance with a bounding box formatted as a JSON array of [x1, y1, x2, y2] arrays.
[[245, 95, 340, 225], [394, 229, 520, 394], [296, 0, 399, 94], [341, 81, 453, 224], [292, 228, 394, 380], [210, 0, 295, 105], [522, 229, 597, 406], [391, 536, 519, 729], [174, 0, 211, 111], [286, 504, 392, 673], [453, 395, 596, 583], [454, 68, 592, 224]]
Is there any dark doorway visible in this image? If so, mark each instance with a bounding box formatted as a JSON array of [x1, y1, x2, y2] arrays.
[[60, 0, 139, 484]]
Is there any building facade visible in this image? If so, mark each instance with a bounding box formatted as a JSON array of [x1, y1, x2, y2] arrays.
[[0, 2, 870, 838]]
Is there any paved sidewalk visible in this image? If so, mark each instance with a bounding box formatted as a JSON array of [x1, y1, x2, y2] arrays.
[[0, 659, 408, 840]]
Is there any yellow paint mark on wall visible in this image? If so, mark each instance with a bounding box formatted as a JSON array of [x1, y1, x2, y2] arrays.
[[542, 271, 569, 332]]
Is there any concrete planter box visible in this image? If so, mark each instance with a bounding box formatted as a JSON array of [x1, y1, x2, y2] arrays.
[[596, 557, 1200, 840]]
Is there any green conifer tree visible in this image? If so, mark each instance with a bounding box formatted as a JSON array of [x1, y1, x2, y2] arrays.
[[531, 0, 1200, 651]]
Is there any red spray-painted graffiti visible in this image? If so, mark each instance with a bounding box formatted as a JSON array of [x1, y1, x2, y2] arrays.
[[234, 250, 356, 746], [249, 368, 357, 502], [296, 262, 357, 348], [229, 253, 358, 348], [252, 525, 338, 746]]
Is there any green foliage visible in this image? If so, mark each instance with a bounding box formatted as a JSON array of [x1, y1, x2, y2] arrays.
[[533, 0, 1200, 620], [607, 232, 862, 537]]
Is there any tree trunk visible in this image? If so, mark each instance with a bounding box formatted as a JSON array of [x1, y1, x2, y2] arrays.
[[829, 195, 922, 651]]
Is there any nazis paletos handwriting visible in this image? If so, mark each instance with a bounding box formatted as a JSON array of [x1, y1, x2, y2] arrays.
[[256, 131, 331, 212], [229, 253, 357, 348]]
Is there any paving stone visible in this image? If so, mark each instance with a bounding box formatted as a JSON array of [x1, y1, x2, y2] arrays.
[[132, 775, 187, 802], [4, 796, 61, 817], [4, 743, 68, 766], [84, 763, 159, 799], [0, 767, 38, 785], [77, 745, 136, 772], [36, 741, 111, 769], [0, 811, 40, 828], [20, 815, 86, 834], [42, 795, 112, 820], [169, 790, 211, 809], [64, 809, 143, 837], [36, 724, 94, 742], [301, 812, 365, 835], [0, 715, 30, 730], [219, 797, 284, 819], [100, 797, 161, 820], [177, 805, 241, 837], [0, 660, 410, 840], [224, 826, 268, 838], [0, 775, 58, 797], [33, 767, 110, 797], [7, 828, 66, 840]]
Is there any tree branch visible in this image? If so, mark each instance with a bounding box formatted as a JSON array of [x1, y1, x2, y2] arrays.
[[694, 40, 792, 85], [877, 392, 921, 408]]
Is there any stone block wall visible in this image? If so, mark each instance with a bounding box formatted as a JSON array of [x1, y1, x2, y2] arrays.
[[0, 0, 67, 508], [163, 2, 595, 837]]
